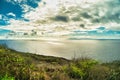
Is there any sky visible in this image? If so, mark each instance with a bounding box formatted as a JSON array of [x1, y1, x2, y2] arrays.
[[0, 0, 120, 39]]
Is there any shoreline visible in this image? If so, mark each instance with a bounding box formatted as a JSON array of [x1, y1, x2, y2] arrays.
[[0, 46, 120, 80], [0, 36, 120, 41], [0, 39, 120, 63]]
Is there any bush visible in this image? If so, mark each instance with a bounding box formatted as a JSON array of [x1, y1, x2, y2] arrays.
[[64, 64, 85, 79], [88, 65, 110, 80], [0, 46, 120, 80], [0, 74, 15, 80]]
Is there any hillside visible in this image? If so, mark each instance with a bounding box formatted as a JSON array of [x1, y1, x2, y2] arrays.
[[0, 45, 120, 80]]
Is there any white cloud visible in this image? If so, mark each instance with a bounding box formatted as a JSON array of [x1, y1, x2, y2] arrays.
[[24, 0, 59, 21], [7, 12, 16, 17], [21, 4, 34, 13], [105, 22, 120, 31], [25, 0, 103, 21], [6, 0, 27, 4], [24, 0, 101, 21], [6, 0, 40, 14], [1, 19, 36, 32], [0, 14, 2, 19], [2, 0, 120, 38]]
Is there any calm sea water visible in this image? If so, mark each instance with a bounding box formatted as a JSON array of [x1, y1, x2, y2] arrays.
[[0, 40, 120, 62]]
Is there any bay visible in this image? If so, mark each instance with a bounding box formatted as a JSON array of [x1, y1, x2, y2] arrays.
[[0, 40, 120, 62]]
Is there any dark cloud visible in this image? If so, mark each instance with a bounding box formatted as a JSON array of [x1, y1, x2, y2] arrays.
[[79, 24, 85, 28], [90, 0, 120, 23], [66, 0, 120, 26], [51, 15, 69, 22], [91, 18, 101, 23], [80, 12, 92, 19], [72, 17, 81, 21], [45, 0, 120, 31]]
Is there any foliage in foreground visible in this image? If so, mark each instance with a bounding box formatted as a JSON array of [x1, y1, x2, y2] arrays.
[[0, 46, 120, 80]]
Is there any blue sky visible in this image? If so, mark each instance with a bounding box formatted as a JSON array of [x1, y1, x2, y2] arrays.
[[0, 0, 120, 39], [0, 0, 41, 25]]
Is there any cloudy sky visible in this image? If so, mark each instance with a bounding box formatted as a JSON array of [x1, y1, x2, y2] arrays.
[[0, 0, 120, 39]]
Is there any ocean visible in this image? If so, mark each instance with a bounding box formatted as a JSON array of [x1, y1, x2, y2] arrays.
[[0, 40, 120, 62]]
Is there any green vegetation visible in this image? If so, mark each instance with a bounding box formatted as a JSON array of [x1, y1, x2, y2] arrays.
[[0, 45, 120, 80]]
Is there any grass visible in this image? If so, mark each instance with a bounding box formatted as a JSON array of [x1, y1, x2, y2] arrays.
[[0, 45, 120, 80]]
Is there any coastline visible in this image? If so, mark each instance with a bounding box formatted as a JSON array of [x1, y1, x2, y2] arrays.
[[0, 46, 120, 80], [0, 39, 120, 63]]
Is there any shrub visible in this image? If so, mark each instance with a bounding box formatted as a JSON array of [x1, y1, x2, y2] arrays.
[[88, 65, 110, 80], [64, 64, 85, 79], [0, 74, 15, 80]]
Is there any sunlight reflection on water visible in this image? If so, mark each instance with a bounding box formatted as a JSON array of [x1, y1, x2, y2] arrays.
[[0, 40, 120, 62]]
